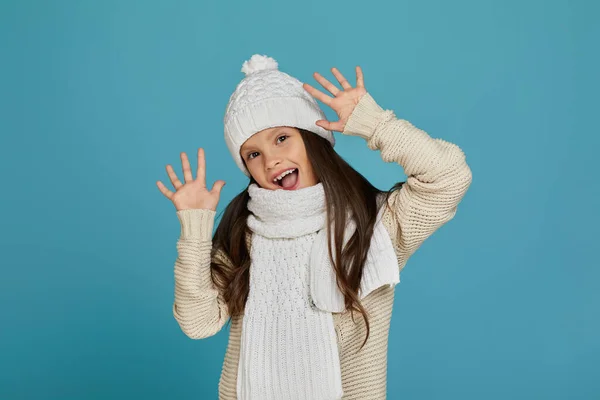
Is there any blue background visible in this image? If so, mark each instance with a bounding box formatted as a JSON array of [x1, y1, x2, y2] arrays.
[[1, 0, 598, 399]]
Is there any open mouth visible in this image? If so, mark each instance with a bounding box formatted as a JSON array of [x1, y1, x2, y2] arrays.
[[275, 168, 299, 190]]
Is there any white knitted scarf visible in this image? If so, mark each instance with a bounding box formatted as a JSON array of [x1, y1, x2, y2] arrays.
[[237, 182, 399, 400]]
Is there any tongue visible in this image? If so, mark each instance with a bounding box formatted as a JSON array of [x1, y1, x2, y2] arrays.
[[281, 170, 298, 189]]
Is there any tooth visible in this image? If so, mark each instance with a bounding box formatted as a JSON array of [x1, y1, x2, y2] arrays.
[[274, 169, 295, 182]]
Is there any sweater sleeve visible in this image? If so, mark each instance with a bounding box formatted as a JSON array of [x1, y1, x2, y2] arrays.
[[172, 208, 230, 339], [342, 93, 473, 271]]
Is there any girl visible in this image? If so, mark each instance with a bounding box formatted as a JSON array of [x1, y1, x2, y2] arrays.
[[157, 54, 472, 400]]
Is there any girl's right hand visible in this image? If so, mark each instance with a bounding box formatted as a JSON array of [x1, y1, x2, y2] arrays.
[[156, 148, 226, 212]]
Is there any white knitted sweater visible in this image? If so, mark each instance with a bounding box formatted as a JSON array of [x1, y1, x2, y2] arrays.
[[172, 92, 473, 399]]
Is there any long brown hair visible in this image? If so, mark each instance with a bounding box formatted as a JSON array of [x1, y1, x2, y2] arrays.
[[210, 128, 403, 350]]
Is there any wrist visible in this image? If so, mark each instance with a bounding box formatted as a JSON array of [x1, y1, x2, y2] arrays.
[[342, 93, 387, 140], [176, 208, 216, 240]]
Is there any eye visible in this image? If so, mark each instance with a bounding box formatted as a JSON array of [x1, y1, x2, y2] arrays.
[[277, 134, 288, 143], [246, 135, 289, 160]]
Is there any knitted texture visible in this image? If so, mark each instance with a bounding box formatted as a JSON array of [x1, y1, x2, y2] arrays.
[[239, 224, 342, 399], [308, 190, 399, 313], [173, 92, 473, 399], [243, 182, 342, 399], [237, 181, 399, 399], [223, 54, 334, 177], [247, 181, 399, 313]]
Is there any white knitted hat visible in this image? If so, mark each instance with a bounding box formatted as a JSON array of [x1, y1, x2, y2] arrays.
[[223, 54, 335, 177]]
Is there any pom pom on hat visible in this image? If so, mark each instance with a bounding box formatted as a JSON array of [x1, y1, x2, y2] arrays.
[[241, 54, 279, 76]]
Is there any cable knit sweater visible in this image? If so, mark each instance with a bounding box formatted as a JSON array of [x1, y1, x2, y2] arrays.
[[172, 93, 473, 399]]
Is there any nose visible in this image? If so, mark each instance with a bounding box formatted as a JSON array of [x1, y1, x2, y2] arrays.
[[264, 150, 283, 171]]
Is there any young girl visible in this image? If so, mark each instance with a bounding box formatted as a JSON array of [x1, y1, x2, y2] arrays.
[[157, 54, 472, 400]]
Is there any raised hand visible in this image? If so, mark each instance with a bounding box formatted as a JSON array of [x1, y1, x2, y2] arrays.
[[156, 148, 226, 212], [302, 66, 367, 133]]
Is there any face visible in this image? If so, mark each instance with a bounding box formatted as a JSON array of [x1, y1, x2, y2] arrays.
[[240, 126, 319, 190]]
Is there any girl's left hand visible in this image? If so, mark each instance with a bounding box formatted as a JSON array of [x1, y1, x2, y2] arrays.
[[303, 66, 367, 133]]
